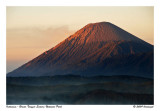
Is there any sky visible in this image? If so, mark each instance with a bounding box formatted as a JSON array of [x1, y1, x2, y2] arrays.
[[6, 6, 154, 73]]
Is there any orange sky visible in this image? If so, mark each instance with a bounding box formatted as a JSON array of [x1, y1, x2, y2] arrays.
[[6, 6, 154, 73]]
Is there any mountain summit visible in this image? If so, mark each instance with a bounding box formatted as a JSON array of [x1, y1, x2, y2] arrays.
[[7, 22, 153, 77], [67, 22, 142, 42]]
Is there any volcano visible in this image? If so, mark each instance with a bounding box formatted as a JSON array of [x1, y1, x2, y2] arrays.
[[7, 22, 154, 78]]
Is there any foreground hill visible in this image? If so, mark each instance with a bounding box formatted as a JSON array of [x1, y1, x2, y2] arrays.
[[7, 75, 153, 104]]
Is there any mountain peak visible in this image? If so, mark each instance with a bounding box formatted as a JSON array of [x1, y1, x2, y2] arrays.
[[66, 22, 142, 45], [85, 21, 112, 27]]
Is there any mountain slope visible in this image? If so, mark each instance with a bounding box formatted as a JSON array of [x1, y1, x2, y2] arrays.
[[7, 22, 153, 77]]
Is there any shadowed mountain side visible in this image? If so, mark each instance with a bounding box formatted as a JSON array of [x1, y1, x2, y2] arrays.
[[67, 51, 154, 78]]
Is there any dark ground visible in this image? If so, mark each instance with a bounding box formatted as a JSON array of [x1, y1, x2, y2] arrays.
[[7, 75, 154, 105]]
